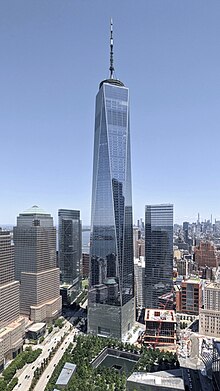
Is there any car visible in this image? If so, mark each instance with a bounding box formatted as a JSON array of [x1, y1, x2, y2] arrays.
[[47, 374, 49, 378], [54, 363, 56, 367], [32, 366, 35, 369], [18, 385, 21, 388]]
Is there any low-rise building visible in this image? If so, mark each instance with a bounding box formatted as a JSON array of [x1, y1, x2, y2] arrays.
[[143, 309, 176, 346], [26, 322, 46, 340], [56, 362, 76, 388], [127, 369, 185, 391]]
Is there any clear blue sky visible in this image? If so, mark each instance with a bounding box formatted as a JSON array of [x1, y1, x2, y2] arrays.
[[1, 0, 220, 225]]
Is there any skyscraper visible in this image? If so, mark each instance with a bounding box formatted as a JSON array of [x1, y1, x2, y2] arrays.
[[88, 21, 134, 340], [58, 209, 82, 302], [145, 204, 173, 309], [14, 205, 62, 322], [0, 229, 24, 370]]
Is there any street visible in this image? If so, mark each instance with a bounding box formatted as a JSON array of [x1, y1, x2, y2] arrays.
[[14, 320, 73, 391], [34, 331, 75, 391]]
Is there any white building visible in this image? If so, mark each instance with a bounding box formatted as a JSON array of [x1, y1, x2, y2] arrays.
[[134, 257, 145, 309], [200, 282, 220, 337]]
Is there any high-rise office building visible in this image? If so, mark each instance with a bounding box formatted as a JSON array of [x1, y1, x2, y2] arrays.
[[0, 229, 24, 370], [175, 279, 202, 315], [194, 241, 217, 268], [58, 209, 82, 304], [82, 253, 90, 278], [134, 257, 145, 309], [183, 221, 189, 243], [200, 282, 220, 337], [14, 205, 62, 322], [88, 21, 134, 340], [145, 204, 173, 309], [58, 209, 82, 283]]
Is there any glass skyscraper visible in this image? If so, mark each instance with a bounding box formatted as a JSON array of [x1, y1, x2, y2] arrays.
[[58, 209, 82, 304], [145, 204, 173, 309], [88, 22, 134, 340]]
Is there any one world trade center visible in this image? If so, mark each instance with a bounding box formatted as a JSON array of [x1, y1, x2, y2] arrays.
[[88, 21, 135, 340]]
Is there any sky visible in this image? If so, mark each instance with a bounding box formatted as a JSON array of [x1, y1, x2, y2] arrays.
[[1, 0, 220, 225]]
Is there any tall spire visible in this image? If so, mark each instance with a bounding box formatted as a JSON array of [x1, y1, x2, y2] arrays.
[[109, 18, 114, 79]]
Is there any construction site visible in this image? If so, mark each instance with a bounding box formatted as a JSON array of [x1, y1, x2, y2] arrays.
[[138, 309, 177, 349]]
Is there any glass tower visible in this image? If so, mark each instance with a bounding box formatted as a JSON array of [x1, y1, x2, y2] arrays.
[[88, 22, 134, 340], [58, 209, 82, 303], [145, 204, 173, 309]]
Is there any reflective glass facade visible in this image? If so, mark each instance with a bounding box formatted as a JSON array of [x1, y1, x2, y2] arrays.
[[145, 204, 173, 309], [88, 79, 134, 340], [212, 340, 220, 390], [58, 209, 82, 287]]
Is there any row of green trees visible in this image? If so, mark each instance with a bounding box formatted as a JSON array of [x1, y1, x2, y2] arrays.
[[0, 377, 18, 391], [134, 348, 179, 372], [46, 317, 64, 335], [54, 318, 64, 329], [28, 334, 66, 391], [45, 335, 180, 391], [45, 335, 138, 391], [2, 347, 42, 384]]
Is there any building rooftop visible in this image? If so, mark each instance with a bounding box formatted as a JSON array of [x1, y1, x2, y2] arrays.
[[27, 322, 46, 333], [182, 278, 201, 285], [145, 309, 176, 323], [60, 283, 74, 289], [206, 282, 220, 289], [104, 278, 117, 285], [56, 362, 76, 386], [127, 370, 184, 390], [0, 317, 24, 339], [99, 78, 124, 89], [21, 205, 49, 215]]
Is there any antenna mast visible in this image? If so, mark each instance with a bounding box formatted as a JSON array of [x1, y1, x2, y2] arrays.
[[109, 18, 114, 79]]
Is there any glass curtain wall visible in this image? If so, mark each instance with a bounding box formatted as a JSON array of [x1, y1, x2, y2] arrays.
[[145, 204, 173, 309], [88, 80, 134, 339]]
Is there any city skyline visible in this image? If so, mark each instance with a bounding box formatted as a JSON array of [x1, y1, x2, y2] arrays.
[[1, 1, 220, 225]]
